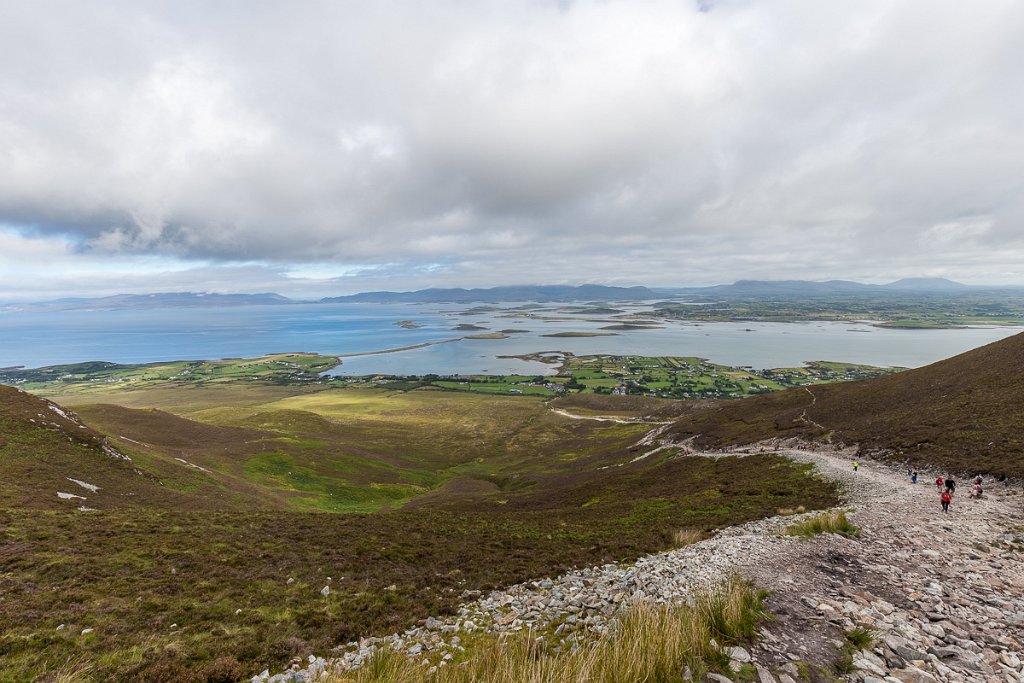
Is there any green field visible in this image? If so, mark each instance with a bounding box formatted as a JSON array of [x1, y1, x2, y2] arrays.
[[0, 351, 903, 405]]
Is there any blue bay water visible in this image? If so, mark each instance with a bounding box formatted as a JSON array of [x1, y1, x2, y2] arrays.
[[0, 301, 1021, 374]]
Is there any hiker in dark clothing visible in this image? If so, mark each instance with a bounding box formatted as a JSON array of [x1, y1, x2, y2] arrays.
[[911, 470, 918, 484], [945, 478, 956, 494]]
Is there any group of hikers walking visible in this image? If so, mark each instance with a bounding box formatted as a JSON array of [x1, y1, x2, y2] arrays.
[[855, 461, 984, 513], [927, 472, 983, 512]]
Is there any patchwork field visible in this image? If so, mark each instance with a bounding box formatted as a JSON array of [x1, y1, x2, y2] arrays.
[[0, 351, 902, 403]]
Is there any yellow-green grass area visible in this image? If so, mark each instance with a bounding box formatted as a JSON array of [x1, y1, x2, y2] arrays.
[[432, 380, 556, 396], [332, 577, 766, 683], [47, 385, 656, 514]]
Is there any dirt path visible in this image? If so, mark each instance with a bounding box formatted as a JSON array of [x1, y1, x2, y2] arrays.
[[547, 406, 673, 425]]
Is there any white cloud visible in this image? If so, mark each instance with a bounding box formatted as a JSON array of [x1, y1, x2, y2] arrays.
[[1, 0, 1023, 296]]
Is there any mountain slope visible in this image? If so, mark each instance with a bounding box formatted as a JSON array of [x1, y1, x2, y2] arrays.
[[668, 332, 1024, 476], [0, 385, 168, 509]]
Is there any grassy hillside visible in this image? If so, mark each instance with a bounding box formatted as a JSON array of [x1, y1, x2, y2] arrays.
[[669, 332, 1024, 477], [0, 385, 196, 511], [0, 383, 839, 681]]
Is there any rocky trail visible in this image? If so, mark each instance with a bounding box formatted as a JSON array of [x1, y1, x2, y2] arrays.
[[256, 447, 1024, 683]]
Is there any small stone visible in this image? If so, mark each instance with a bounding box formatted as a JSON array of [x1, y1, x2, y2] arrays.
[[321, 585, 330, 597], [891, 668, 939, 683], [726, 645, 752, 663]]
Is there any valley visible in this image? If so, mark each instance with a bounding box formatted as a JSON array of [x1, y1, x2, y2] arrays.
[[2, 332, 1023, 681], [0, 379, 835, 681]]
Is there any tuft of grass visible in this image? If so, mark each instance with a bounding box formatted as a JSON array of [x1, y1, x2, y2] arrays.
[[672, 528, 703, 548], [844, 626, 875, 650], [785, 511, 860, 539], [776, 505, 806, 516], [49, 660, 95, 683], [330, 577, 768, 683], [833, 626, 876, 675]]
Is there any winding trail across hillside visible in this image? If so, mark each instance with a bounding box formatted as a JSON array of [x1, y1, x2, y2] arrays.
[[547, 406, 674, 425], [256, 448, 1024, 683]]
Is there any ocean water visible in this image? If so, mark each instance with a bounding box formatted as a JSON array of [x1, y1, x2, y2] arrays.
[[0, 301, 1020, 374]]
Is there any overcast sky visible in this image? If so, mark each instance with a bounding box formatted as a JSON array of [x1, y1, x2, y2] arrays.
[[2, 0, 1023, 300]]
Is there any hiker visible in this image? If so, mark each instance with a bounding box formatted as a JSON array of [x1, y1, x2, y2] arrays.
[[936, 475, 944, 492], [974, 474, 983, 486], [941, 488, 952, 512], [911, 469, 918, 484], [970, 482, 983, 498], [946, 478, 956, 494], [853, 460, 859, 472]]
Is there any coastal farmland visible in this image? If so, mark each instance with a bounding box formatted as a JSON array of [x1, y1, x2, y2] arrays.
[[0, 352, 903, 403]]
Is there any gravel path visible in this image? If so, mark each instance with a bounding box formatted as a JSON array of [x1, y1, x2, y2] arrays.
[[255, 447, 1024, 683]]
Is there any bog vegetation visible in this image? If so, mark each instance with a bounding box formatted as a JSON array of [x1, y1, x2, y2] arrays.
[[0, 380, 837, 681]]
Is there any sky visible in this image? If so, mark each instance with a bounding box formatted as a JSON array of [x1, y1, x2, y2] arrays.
[[2, 0, 1023, 301]]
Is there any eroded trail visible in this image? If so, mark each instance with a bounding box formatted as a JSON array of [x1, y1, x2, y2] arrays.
[[261, 448, 1024, 683], [731, 448, 1024, 682], [547, 406, 674, 425]]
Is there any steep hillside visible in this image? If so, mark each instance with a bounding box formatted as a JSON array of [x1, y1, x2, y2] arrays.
[[669, 332, 1024, 476], [0, 385, 174, 510]]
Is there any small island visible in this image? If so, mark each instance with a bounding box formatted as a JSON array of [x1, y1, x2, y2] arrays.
[[394, 320, 423, 329], [599, 323, 663, 330], [540, 331, 619, 338], [464, 332, 509, 340]]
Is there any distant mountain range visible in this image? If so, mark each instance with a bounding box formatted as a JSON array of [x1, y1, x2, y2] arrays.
[[3, 292, 293, 312], [6, 278, 1018, 310], [663, 277, 977, 299], [321, 284, 658, 304]]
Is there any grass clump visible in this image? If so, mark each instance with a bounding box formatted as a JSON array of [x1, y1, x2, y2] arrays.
[[331, 577, 767, 683], [672, 528, 703, 548], [785, 511, 860, 539], [844, 626, 875, 650], [833, 627, 876, 675]]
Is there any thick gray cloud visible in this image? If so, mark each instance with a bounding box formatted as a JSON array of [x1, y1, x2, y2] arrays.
[[2, 0, 1024, 297]]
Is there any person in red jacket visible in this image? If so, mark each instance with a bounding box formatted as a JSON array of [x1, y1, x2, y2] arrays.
[[936, 475, 944, 493], [941, 488, 952, 512]]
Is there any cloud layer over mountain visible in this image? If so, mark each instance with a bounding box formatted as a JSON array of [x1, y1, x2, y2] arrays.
[[2, 1, 1023, 298]]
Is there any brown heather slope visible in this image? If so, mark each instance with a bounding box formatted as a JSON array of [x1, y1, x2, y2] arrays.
[[669, 331, 1024, 477], [0, 384, 185, 510]]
